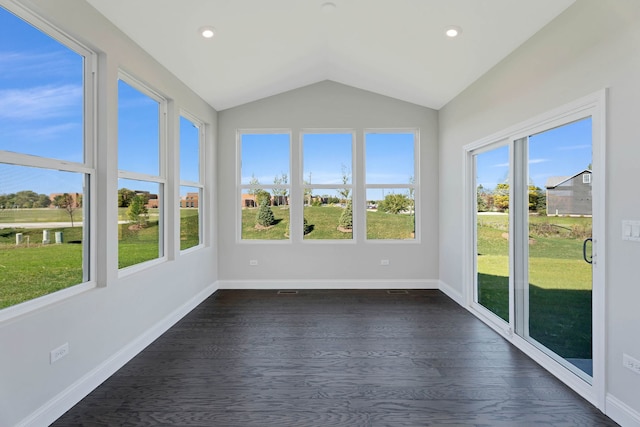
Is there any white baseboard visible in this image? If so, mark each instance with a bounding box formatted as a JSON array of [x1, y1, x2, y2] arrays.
[[18, 281, 218, 427], [217, 279, 439, 290], [606, 394, 640, 427], [437, 280, 464, 305]]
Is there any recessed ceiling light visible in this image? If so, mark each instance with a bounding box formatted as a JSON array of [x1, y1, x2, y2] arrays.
[[321, 2, 337, 14], [445, 26, 462, 38], [198, 26, 216, 39]]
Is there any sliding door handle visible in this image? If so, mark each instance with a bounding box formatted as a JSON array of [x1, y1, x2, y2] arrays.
[[583, 238, 593, 264]]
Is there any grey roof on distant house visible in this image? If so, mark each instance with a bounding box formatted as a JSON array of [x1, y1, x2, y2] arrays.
[[545, 169, 592, 189]]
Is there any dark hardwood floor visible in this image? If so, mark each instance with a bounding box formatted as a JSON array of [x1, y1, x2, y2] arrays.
[[52, 290, 618, 426]]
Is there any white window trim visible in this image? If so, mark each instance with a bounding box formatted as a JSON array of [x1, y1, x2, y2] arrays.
[[0, 1, 98, 318], [363, 128, 420, 243], [462, 89, 607, 410], [116, 72, 168, 273], [178, 110, 206, 253], [300, 129, 356, 244], [236, 129, 292, 243]]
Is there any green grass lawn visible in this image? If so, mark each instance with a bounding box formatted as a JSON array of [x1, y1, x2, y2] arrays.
[[0, 208, 83, 223], [0, 208, 201, 308], [477, 214, 592, 359], [241, 205, 414, 240], [0, 226, 84, 308], [179, 210, 200, 250]]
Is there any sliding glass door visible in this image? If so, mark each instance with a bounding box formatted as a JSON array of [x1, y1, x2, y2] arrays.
[[475, 144, 511, 323], [472, 117, 595, 382], [525, 118, 593, 379]]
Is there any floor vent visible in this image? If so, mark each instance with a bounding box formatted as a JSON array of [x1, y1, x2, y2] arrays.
[[387, 290, 409, 295], [277, 290, 299, 295]]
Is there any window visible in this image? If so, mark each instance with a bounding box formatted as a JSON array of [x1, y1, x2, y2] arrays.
[[117, 77, 165, 268], [365, 131, 417, 240], [179, 114, 204, 251], [239, 131, 290, 240], [583, 173, 591, 184], [0, 6, 94, 310], [302, 132, 354, 240]]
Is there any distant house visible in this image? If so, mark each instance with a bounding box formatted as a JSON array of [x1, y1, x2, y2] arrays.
[[142, 192, 159, 209], [545, 169, 592, 216], [241, 193, 257, 208], [180, 192, 199, 208], [240, 193, 288, 208]]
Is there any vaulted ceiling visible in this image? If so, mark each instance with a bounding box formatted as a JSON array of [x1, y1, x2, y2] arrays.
[[85, 0, 575, 111]]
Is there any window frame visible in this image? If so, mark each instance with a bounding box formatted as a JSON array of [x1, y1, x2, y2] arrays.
[[363, 128, 419, 242], [236, 129, 292, 243], [462, 90, 606, 409], [178, 110, 205, 252], [117, 71, 168, 274], [0, 3, 97, 320], [300, 129, 356, 243]]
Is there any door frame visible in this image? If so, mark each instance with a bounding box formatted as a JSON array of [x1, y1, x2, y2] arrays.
[[462, 90, 606, 409]]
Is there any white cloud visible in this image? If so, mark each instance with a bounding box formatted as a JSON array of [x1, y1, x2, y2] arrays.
[[528, 158, 549, 164], [0, 50, 78, 79], [557, 144, 591, 151], [11, 122, 80, 141], [0, 84, 82, 120]]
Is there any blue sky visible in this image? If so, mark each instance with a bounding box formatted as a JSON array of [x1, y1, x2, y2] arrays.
[[476, 117, 592, 191], [0, 6, 83, 197], [0, 7, 201, 198], [241, 132, 415, 200]]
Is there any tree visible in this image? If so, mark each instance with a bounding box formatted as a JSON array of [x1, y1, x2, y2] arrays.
[[53, 193, 79, 226], [272, 173, 288, 206], [247, 174, 260, 196], [493, 183, 510, 212], [304, 172, 312, 206], [35, 194, 52, 208], [338, 199, 353, 230], [407, 176, 415, 219], [528, 185, 542, 212], [489, 184, 545, 213], [255, 189, 271, 207], [127, 195, 148, 227], [378, 193, 411, 214], [477, 185, 488, 212], [337, 164, 351, 203], [536, 189, 547, 214], [255, 198, 276, 227], [118, 188, 136, 207]]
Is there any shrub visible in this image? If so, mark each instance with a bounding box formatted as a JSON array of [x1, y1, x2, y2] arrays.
[[255, 189, 271, 207], [256, 199, 276, 227], [338, 200, 353, 230], [127, 195, 148, 227], [378, 193, 410, 214]]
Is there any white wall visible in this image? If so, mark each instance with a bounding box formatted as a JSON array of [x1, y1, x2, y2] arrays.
[[0, 1, 218, 426], [217, 81, 439, 288], [439, 0, 640, 423]]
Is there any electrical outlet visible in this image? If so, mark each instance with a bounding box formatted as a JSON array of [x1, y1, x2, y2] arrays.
[[50, 343, 69, 364], [623, 353, 640, 375], [380, 259, 389, 266], [249, 259, 258, 266]]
